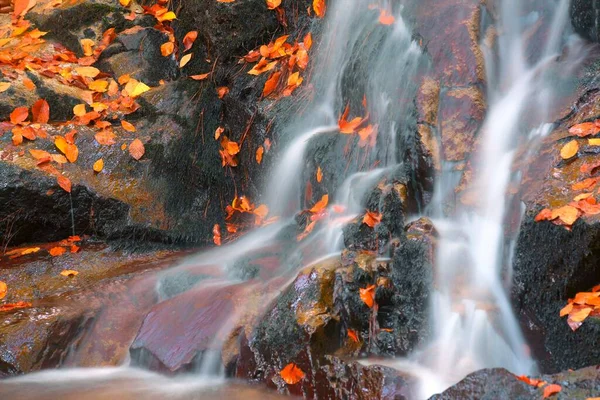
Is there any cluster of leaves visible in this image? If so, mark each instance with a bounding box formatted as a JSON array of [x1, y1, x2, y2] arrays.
[[535, 121, 600, 228], [212, 196, 274, 245], [559, 284, 600, 331], [242, 33, 312, 98], [338, 97, 377, 148], [515, 376, 562, 398]]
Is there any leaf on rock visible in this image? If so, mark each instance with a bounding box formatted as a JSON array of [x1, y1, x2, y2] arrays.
[[60, 269, 79, 277], [280, 363, 305, 385], [316, 166, 323, 183], [266, 0, 281, 9], [95, 130, 117, 145], [569, 122, 600, 137], [570, 307, 592, 322], [217, 86, 229, 99], [10, 106, 29, 125], [363, 210, 382, 228], [57, 175, 72, 193], [542, 384, 561, 398], [180, 53, 192, 68], [93, 158, 104, 173], [0, 301, 32, 312], [121, 120, 136, 132], [49, 247, 66, 256], [560, 140, 579, 160], [31, 99, 50, 123], [190, 73, 210, 81], [0, 281, 6, 300], [262, 71, 281, 97], [0, 82, 11, 92], [312, 0, 325, 18], [129, 139, 145, 160], [74, 67, 100, 78], [183, 31, 198, 51], [347, 329, 359, 343], [309, 194, 328, 213], [160, 42, 174, 57], [359, 284, 376, 308], [213, 224, 221, 246], [256, 145, 264, 164]]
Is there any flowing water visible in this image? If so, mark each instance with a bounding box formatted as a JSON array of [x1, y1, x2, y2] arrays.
[[0, 0, 589, 398]]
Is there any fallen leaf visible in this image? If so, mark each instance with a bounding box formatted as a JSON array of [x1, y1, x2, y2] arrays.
[[119, 0, 131, 6], [359, 285, 376, 308], [57, 175, 72, 193], [49, 247, 67, 256], [29, 149, 51, 161], [551, 205, 579, 226], [95, 130, 117, 145], [10, 107, 29, 125], [347, 329, 359, 343], [310, 194, 329, 213], [266, 0, 281, 9], [515, 375, 545, 388], [542, 384, 561, 398], [74, 67, 100, 78], [55, 136, 78, 163], [215, 127, 224, 140], [13, 0, 35, 17], [89, 80, 109, 93], [569, 122, 600, 137], [160, 41, 174, 57], [363, 210, 382, 228], [589, 138, 600, 146], [80, 39, 95, 56], [0, 281, 6, 300], [157, 11, 177, 22], [312, 0, 325, 18], [183, 31, 198, 51], [560, 140, 579, 160], [23, 78, 36, 90], [0, 301, 32, 312], [129, 81, 151, 97], [129, 139, 145, 160], [570, 307, 592, 322], [256, 145, 264, 164], [280, 363, 305, 385], [180, 53, 192, 68], [0, 82, 11, 92], [378, 9, 395, 25], [93, 158, 104, 172], [190, 73, 210, 80], [559, 303, 573, 317], [73, 104, 87, 117], [213, 224, 221, 246], [316, 166, 323, 183], [217, 86, 229, 99], [263, 71, 281, 97], [60, 269, 79, 277], [31, 99, 50, 124], [121, 120, 136, 132]]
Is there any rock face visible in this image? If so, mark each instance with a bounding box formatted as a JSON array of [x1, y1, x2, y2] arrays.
[[0, 244, 185, 375], [512, 88, 600, 373], [571, 0, 600, 43], [431, 366, 600, 400]]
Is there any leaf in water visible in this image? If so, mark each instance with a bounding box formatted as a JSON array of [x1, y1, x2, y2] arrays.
[[183, 31, 198, 51], [560, 140, 579, 160], [542, 384, 561, 398], [309, 194, 328, 213], [49, 247, 66, 257], [31, 99, 50, 123], [363, 210, 382, 228], [378, 9, 395, 25], [0, 301, 32, 312], [93, 159, 104, 173], [280, 363, 305, 385], [359, 285, 376, 308], [0, 281, 6, 300], [129, 139, 145, 160], [60, 269, 79, 277], [57, 175, 72, 193]]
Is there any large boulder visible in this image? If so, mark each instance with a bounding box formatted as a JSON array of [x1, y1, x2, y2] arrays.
[[571, 0, 600, 43]]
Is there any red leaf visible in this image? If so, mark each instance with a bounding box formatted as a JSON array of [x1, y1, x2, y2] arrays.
[[57, 175, 72, 193], [10, 107, 29, 125], [183, 31, 198, 52], [543, 384, 561, 398], [0, 301, 32, 312], [363, 210, 382, 228], [359, 285, 376, 308], [31, 99, 50, 123], [280, 363, 305, 385]]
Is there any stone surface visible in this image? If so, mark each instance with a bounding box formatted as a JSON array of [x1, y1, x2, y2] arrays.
[[571, 0, 600, 43]]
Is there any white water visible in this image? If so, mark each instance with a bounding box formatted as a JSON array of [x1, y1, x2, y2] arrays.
[[0, 0, 589, 399]]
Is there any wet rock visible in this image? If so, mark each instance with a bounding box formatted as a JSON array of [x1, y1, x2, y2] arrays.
[[97, 26, 178, 86], [0, 245, 184, 375], [430, 366, 600, 400], [570, 0, 600, 43]]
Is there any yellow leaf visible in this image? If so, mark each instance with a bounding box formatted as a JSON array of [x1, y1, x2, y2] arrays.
[[570, 307, 592, 322], [60, 269, 79, 277], [180, 53, 192, 68], [588, 138, 600, 146], [119, 0, 130, 6], [129, 82, 150, 97], [93, 158, 104, 172], [157, 11, 176, 22], [560, 140, 579, 160], [0, 82, 11, 93], [74, 67, 100, 78], [0, 281, 6, 300], [73, 103, 87, 117], [88, 80, 109, 93]]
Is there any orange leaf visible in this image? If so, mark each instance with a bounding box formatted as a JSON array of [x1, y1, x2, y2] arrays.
[[57, 175, 72, 193], [254, 204, 269, 219], [129, 139, 145, 160], [74, 67, 100, 78], [161, 42, 174, 57], [0, 281, 6, 300], [180, 53, 192, 68], [312, 0, 325, 18], [95, 130, 117, 145], [217, 86, 229, 99], [559, 303, 573, 317], [31, 99, 50, 123], [73, 104, 87, 117], [266, 0, 281, 9], [359, 285, 376, 308], [121, 120, 136, 132], [89, 80, 109, 93], [560, 140, 579, 160], [13, 0, 35, 17], [23, 78, 36, 90], [543, 384, 561, 398], [263, 71, 281, 97], [256, 146, 264, 164], [363, 210, 382, 228], [29, 149, 51, 160], [347, 329, 359, 343], [93, 158, 104, 172], [378, 9, 395, 25], [515, 375, 545, 388], [60, 269, 79, 277], [280, 363, 305, 385], [55, 136, 78, 163], [215, 127, 224, 140], [551, 205, 579, 226], [183, 31, 198, 51], [49, 247, 67, 257], [569, 122, 600, 137], [213, 224, 222, 246], [309, 194, 329, 213], [0, 301, 32, 312], [190, 73, 210, 80], [570, 307, 592, 322], [316, 166, 323, 182], [10, 107, 29, 125]]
